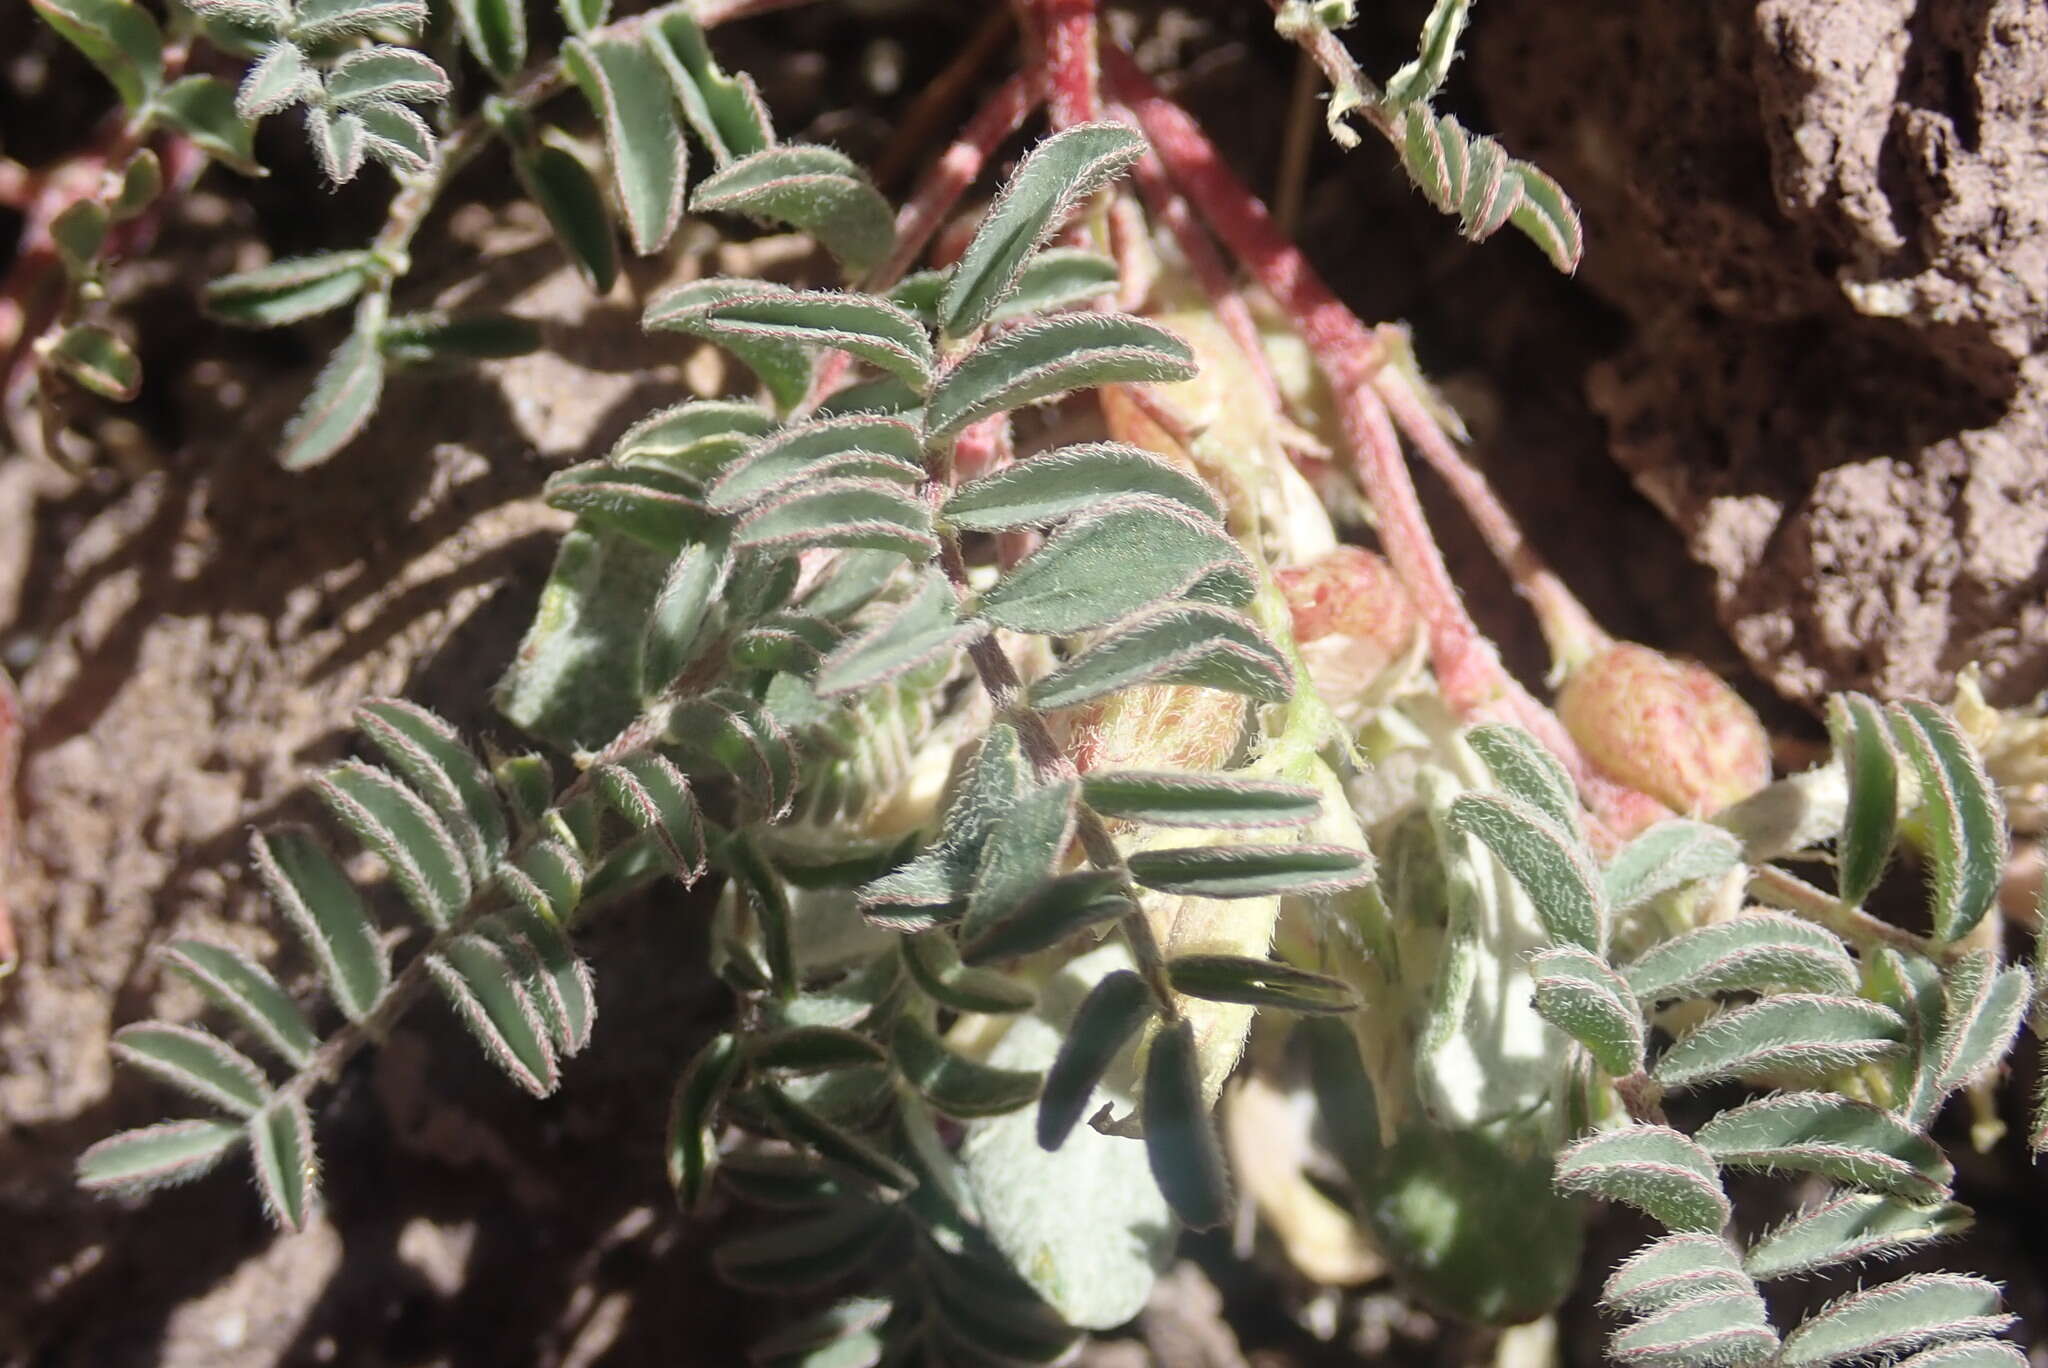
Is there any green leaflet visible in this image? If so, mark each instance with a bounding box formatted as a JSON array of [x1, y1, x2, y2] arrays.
[[1529, 944, 1643, 1077], [1624, 912, 1858, 1002], [1607, 1291, 1777, 1368], [900, 933, 1036, 1015], [639, 538, 729, 695], [1600, 1233, 1752, 1313], [658, 284, 933, 390], [690, 146, 892, 274], [645, 8, 772, 166], [1165, 954, 1359, 1013], [925, 313, 1197, 440], [206, 252, 373, 327], [76, 1118, 245, 1194], [812, 568, 984, 699], [324, 44, 448, 108], [1553, 1125, 1729, 1233], [940, 122, 1143, 337], [610, 398, 773, 472], [1125, 843, 1373, 899], [1653, 994, 1905, 1090], [565, 35, 688, 255], [751, 1083, 918, 1199], [1143, 1018, 1231, 1230], [428, 933, 560, 1096], [1447, 789, 1604, 951], [708, 414, 922, 512], [714, 1202, 900, 1292], [482, 907, 596, 1056], [31, 0, 163, 111], [667, 1031, 741, 1210], [1695, 1093, 1953, 1201], [49, 322, 141, 401], [355, 698, 508, 883], [1080, 770, 1321, 829], [111, 1023, 272, 1117], [160, 939, 318, 1069], [1027, 601, 1293, 710], [890, 1015, 1043, 1119], [248, 1094, 319, 1233], [1604, 819, 1745, 914], [1891, 700, 2007, 945], [156, 75, 263, 175], [861, 724, 1025, 921], [544, 464, 712, 555], [960, 778, 1078, 942], [317, 760, 471, 928], [958, 868, 1132, 964], [1744, 1193, 1973, 1282], [594, 751, 706, 880], [449, 0, 523, 81], [512, 135, 620, 293], [249, 827, 387, 1022], [977, 499, 1253, 636], [1465, 723, 1579, 833], [279, 329, 384, 469], [732, 478, 936, 561], [1829, 692, 1899, 908], [942, 440, 1223, 531], [1778, 1274, 2010, 1367]]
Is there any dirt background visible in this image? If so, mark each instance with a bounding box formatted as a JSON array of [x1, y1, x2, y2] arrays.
[[3, 0, 2045, 1363]]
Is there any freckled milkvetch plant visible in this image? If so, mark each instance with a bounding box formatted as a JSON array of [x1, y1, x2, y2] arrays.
[[53, 0, 2048, 1361]]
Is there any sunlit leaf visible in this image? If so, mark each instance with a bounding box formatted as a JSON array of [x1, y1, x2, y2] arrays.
[[1829, 692, 1899, 907], [1744, 1193, 1972, 1282], [316, 760, 471, 927], [206, 251, 372, 328], [1028, 600, 1293, 710], [565, 35, 687, 254], [1604, 820, 1745, 914], [248, 1093, 318, 1232], [1143, 1017, 1230, 1230], [1447, 789, 1603, 951], [1778, 1274, 2010, 1367], [691, 146, 891, 274], [925, 314, 1196, 441], [1654, 994, 1904, 1090], [111, 1023, 271, 1116], [279, 330, 384, 469], [1601, 1232, 1752, 1313], [943, 440, 1222, 531], [161, 939, 317, 1069], [1553, 1125, 1729, 1232], [1624, 913, 1857, 1003], [1696, 1092, 1952, 1200], [1891, 700, 2007, 944], [978, 498, 1252, 635], [249, 827, 386, 1021], [76, 1118, 244, 1194], [1530, 943, 1643, 1077]]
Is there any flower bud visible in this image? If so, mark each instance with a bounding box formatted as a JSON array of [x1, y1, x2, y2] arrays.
[[1556, 642, 1770, 816], [1276, 545, 1422, 719]]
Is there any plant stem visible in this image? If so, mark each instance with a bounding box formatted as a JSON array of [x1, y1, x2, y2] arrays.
[[1749, 864, 1954, 963]]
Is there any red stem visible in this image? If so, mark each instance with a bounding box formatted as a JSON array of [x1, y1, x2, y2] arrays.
[[1029, 0, 1101, 129]]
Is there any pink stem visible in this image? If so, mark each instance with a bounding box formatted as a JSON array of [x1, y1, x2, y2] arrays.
[[1100, 46, 1654, 836], [1030, 0, 1101, 129], [1114, 121, 1286, 417], [1370, 353, 1612, 673]]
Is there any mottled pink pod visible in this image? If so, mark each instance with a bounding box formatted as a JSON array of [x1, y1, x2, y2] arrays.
[[1277, 545, 1421, 714], [1557, 643, 1770, 816]]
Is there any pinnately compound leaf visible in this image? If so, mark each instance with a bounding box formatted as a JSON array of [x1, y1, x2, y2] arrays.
[[812, 568, 985, 699], [160, 939, 318, 1069], [1143, 1017, 1231, 1230], [1529, 944, 1644, 1077], [1601, 1232, 1752, 1313], [110, 1023, 271, 1116], [1028, 600, 1293, 710], [1553, 1125, 1730, 1232], [1829, 693, 1899, 907], [690, 146, 893, 275], [1080, 770, 1321, 829], [1778, 1274, 2011, 1367], [1744, 1193, 1973, 1282], [666, 1031, 741, 1211], [427, 934, 559, 1096], [890, 1014, 1043, 1119], [940, 122, 1143, 337], [1653, 994, 1905, 1090], [977, 500, 1253, 636], [1891, 700, 2007, 944], [248, 1093, 319, 1233], [76, 1117, 244, 1194], [316, 760, 471, 928], [1695, 1092, 1953, 1200], [564, 35, 687, 255], [249, 828, 387, 1022], [1604, 819, 1745, 914], [1465, 723, 1579, 833], [1125, 843, 1372, 899], [1446, 790, 1604, 951], [1624, 913, 1858, 1003], [1607, 1289, 1777, 1368], [279, 330, 384, 469], [925, 314, 1197, 441], [942, 440, 1223, 531], [1165, 954, 1359, 1013]]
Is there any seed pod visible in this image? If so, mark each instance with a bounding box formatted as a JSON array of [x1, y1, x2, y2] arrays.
[[1277, 545, 1423, 718], [1557, 642, 1770, 817]]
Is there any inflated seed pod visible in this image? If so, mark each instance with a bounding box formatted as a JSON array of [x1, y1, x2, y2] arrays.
[[1277, 544, 1424, 722], [1557, 642, 1771, 817]]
